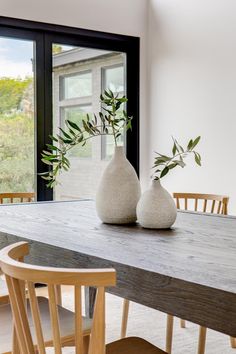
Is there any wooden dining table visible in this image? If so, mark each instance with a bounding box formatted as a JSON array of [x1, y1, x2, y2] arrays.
[[0, 199, 235, 338]]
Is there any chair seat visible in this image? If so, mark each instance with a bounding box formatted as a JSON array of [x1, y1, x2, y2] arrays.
[[0, 296, 92, 353], [106, 337, 167, 354]]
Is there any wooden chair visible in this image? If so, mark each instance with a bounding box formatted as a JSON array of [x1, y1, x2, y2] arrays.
[[173, 193, 229, 215], [0, 241, 168, 354], [0, 242, 91, 354], [0, 192, 39, 301], [0, 192, 64, 313], [0, 192, 35, 204], [172, 192, 232, 354], [0, 192, 63, 307], [121, 193, 231, 354]]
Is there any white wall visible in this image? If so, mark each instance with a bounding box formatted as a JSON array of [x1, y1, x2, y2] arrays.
[[148, 0, 236, 214], [0, 0, 149, 188]]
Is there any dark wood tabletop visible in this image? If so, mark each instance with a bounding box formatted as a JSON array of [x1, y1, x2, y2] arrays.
[[0, 200, 235, 336]]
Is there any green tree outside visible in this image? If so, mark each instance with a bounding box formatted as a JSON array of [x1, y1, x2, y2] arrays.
[[0, 77, 35, 194], [0, 77, 32, 114]]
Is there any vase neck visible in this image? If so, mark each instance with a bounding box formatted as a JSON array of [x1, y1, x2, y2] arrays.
[[152, 179, 161, 188], [113, 146, 125, 160]]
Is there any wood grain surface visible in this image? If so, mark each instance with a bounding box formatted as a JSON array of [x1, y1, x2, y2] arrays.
[[0, 200, 235, 336]]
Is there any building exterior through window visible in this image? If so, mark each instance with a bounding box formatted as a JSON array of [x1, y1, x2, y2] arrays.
[[53, 45, 126, 200]]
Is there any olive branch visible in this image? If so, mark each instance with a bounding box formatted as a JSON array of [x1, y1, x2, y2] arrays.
[[40, 90, 132, 187], [153, 136, 202, 180]]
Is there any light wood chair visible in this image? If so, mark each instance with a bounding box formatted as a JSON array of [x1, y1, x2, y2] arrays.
[[172, 192, 232, 354], [121, 193, 231, 354], [0, 242, 91, 354], [173, 193, 229, 215], [0, 192, 35, 204], [0, 193, 64, 305], [0, 241, 168, 354], [0, 192, 41, 302]]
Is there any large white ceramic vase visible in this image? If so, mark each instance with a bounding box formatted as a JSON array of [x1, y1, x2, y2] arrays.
[[137, 179, 177, 229], [96, 146, 141, 224]]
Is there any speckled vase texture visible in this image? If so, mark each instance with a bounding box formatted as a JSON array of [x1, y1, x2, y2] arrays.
[[137, 179, 177, 229], [96, 146, 141, 224]]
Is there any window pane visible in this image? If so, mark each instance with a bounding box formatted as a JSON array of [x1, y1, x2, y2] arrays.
[[0, 37, 35, 199], [104, 65, 124, 93], [62, 105, 92, 158], [102, 64, 125, 159], [63, 71, 92, 99]]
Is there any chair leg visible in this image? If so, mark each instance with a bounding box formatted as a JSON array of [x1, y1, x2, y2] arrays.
[[121, 299, 130, 338], [83, 334, 90, 354], [180, 319, 186, 328], [166, 314, 174, 354], [197, 326, 207, 354], [230, 337, 236, 348], [12, 326, 21, 354]]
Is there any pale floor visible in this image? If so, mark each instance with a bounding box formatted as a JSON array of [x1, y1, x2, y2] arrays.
[[43, 286, 235, 354]]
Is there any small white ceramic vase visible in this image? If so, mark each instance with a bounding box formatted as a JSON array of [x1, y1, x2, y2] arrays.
[[96, 146, 141, 224], [137, 179, 177, 229]]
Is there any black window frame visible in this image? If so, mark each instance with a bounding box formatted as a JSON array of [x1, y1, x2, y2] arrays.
[[0, 16, 140, 201]]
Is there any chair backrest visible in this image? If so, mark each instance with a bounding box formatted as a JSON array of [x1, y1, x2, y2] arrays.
[[0, 193, 35, 204], [0, 242, 116, 354], [173, 193, 229, 215]]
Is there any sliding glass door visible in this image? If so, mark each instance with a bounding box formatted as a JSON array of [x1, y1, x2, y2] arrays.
[[0, 17, 139, 201]]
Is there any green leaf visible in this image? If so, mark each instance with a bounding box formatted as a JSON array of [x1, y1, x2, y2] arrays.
[[41, 159, 53, 165], [126, 119, 132, 131], [46, 144, 58, 151], [154, 155, 171, 163], [38, 171, 50, 176], [42, 150, 52, 156], [103, 107, 112, 115], [175, 139, 184, 152], [187, 139, 193, 150], [49, 135, 58, 142], [59, 128, 71, 140], [194, 152, 202, 166], [41, 175, 53, 181], [77, 134, 84, 143], [42, 154, 58, 160], [168, 163, 177, 170], [66, 120, 81, 132], [104, 90, 112, 98], [61, 138, 73, 144], [191, 136, 201, 149], [174, 160, 186, 168], [160, 166, 169, 178], [82, 120, 92, 134], [172, 143, 177, 155]]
